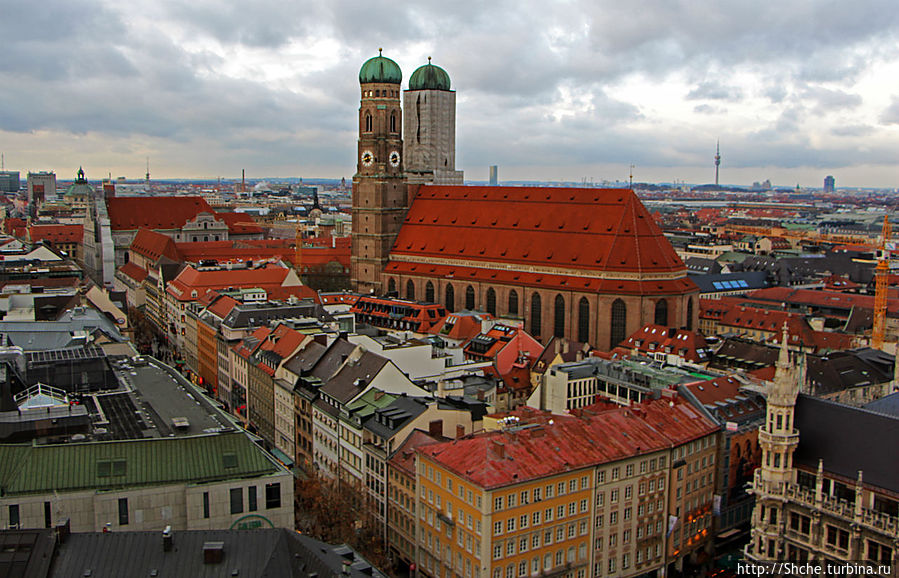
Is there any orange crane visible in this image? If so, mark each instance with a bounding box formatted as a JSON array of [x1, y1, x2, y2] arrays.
[[872, 215, 892, 350]]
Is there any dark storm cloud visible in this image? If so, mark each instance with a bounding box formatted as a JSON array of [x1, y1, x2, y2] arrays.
[[2, 0, 898, 181]]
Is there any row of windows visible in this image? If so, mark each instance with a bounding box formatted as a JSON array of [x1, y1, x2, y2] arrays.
[[491, 544, 588, 578], [493, 521, 590, 559], [493, 501, 590, 535], [493, 477, 590, 512], [229, 483, 282, 515], [597, 458, 667, 484]]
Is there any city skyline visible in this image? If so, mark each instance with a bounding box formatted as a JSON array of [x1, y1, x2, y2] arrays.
[[2, 0, 899, 187]]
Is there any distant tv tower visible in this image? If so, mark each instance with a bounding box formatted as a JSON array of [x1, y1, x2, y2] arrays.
[[714, 141, 721, 186], [145, 157, 150, 186]]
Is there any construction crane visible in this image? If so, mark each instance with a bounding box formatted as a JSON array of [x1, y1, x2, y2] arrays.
[[872, 216, 892, 350]]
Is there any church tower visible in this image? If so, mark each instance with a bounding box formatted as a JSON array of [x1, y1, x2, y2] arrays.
[[404, 58, 463, 185], [352, 50, 407, 294], [748, 323, 802, 561]]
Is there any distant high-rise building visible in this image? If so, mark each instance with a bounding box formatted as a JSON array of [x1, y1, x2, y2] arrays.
[[0, 171, 20, 193], [26, 171, 56, 216], [824, 175, 835, 193], [489, 165, 498, 186]]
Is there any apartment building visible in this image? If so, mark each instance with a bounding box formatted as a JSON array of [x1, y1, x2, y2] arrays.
[[413, 396, 719, 578]]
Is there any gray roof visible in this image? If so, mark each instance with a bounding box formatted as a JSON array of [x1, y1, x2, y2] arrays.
[[794, 395, 899, 494], [363, 395, 428, 439], [46, 529, 386, 578], [0, 307, 126, 351], [688, 271, 768, 294], [863, 391, 899, 418], [222, 301, 333, 330]]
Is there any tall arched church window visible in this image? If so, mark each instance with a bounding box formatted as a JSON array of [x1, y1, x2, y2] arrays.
[[508, 290, 519, 316], [387, 278, 396, 295], [445, 285, 455, 312], [553, 294, 565, 338], [654, 299, 668, 326], [531, 293, 542, 337], [390, 112, 397, 133], [406, 280, 415, 301], [486, 288, 497, 316], [465, 286, 475, 310], [365, 113, 372, 132], [610, 299, 627, 349], [686, 297, 694, 331], [577, 297, 590, 344], [426, 281, 435, 303]]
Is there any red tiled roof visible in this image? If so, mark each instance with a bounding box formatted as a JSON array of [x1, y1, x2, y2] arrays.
[[4, 218, 26, 236], [318, 292, 360, 306], [622, 324, 709, 363], [27, 224, 82, 244], [118, 262, 149, 283], [130, 228, 182, 262], [206, 295, 239, 318], [166, 263, 296, 301], [419, 396, 717, 489], [106, 196, 216, 231], [389, 186, 692, 296], [389, 429, 448, 476], [428, 311, 490, 341], [218, 212, 263, 235], [745, 286, 899, 316]]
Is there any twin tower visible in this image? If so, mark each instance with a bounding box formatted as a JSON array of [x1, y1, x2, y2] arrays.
[[351, 52, 463, 294]]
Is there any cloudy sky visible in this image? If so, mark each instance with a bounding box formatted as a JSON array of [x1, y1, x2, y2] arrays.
[[2, 0, 898, 187]]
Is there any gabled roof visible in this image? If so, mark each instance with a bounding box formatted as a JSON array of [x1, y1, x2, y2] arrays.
[[106, 196, 217, 231], [166, 264, 295, 301], [27, 224, 83, 244], [130, 228, 182, 263], [117, 262, 149, 283], [622, 324, 709, 363], [218, 211, 264, 235], [419, 396, 717, 489], [389, 186, 693, 295], [389, 428, 448, 476]]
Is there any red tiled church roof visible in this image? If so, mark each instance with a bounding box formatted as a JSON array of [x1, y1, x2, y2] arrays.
[[389, 186, 693, 295], [130, 228, 182, 262], [118, 262, 149, 283], [106, 196, 216, 231], [394, 186, 685, 274]]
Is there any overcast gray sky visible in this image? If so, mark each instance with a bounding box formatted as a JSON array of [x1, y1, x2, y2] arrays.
[[2, 0, 898, 187]]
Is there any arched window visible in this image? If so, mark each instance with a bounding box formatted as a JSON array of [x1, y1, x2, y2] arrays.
[[654, 299, 668, 326], [387, 278, 396, 295], [610, 299, 627, 349], [465, 285, 475, 310], [445, 285, 455, 312], [390, 112, 397, 133], [406, 280, 415, 301], [365, 113, 372, 132], [686, 297, 694, 331], [508, 290, 519, 316], [486, 288, 497, 316], [578, 297, 590, 344], [426, 281, 435, 303], [553, 294, 565, 338], [530, 293, 542, 337]]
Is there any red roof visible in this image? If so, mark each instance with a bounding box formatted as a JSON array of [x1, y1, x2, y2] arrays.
[[4, 218, 26, 236], [206, 295, 240, 318], [130, 228, 182, 263], [218, 212, 263, 235], [166, 263, 297, 301], [745, 286, 899, 316], [318, 292, 360, 306], [106, 196, 217, 231], [429, 311, 491, 341], [419, 396, 717, 489], [389, 186, 692, 296], [118, 262, 149, 283], [27, 224, 82, 244], [622, 324, 709, 362]]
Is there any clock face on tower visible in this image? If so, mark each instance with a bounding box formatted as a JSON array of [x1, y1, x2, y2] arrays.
[[361, 150, 374, 167], [389, 151, 401, 168]]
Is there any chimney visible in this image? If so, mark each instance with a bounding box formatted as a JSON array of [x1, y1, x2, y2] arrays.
[[554, 339, 560, 355], [562, 339, 569, 354], [429, 419, 443, 437], [456, 424, 465, 438], [203, 541, 225, 564], [55, 518, 71, 544], [575, 350, 584, 362], [492, 439, 505, 459], [162, 525, 173, 552]]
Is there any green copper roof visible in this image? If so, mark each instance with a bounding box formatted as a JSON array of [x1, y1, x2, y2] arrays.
[[0, 431, 283, 495], [359, 50, 402, 85], [409, 58, 451, 91]]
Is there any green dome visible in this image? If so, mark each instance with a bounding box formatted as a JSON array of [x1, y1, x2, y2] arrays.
[[409, 58, 451, 91], [359, 50, 402, 85]]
